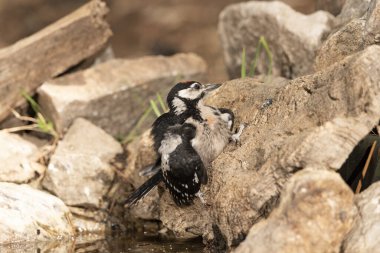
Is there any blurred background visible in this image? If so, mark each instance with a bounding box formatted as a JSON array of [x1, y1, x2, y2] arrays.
[[0, 0, 343, 82]]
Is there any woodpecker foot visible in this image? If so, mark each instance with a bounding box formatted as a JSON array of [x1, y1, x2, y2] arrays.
[[231, 123, 245, 145], [195, 191, 206, 205]]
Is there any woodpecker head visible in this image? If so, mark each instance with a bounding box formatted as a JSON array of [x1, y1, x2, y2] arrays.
[[167, 81, 221, 115]]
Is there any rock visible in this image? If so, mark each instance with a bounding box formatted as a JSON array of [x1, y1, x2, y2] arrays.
[[69, 207, 107, 235], [0, 241, 74, 253], [42, 118, 123, 208], [64, 45, 115, 74], [336, 0, 372, 26], [157, 46, 380, 246], [123, 129, 160, 220], [315, 0, 346, 16], [315, 0, 380, 71], [343, 182, 380, 253], [234, 169, 356, 253], [93, 46, 115, 65], [268, 0, 346, 16], [159, 191, 212, 239], [0, 182, 74, 244], [218, 1, 334, 79], [0, 131, 45, 184], [0, 0, 112, 122], [38, 53, 207, 136]]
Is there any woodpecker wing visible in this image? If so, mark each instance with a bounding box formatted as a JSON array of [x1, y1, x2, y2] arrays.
[[152, 112, 185, 153], [161, 134, 207, 206]]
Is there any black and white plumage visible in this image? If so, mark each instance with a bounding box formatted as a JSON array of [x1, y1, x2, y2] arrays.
[[124, 81, 243, 207], [125, 123, 207, 206], [151, 81, 221, 153], [159, 123, 207, 205], [140, 81, 221, 177]]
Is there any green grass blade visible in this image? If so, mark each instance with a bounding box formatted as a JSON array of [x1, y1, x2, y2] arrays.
[[150, 99, 161, 117], [123, 107, 153, 143], [249, 42, 262, 77], [259, 36, 273, 77], [241, 47, 246, 78], [156, 92, 168, 112], [21, 91, 40, 113], [36, 112, 57, 137]]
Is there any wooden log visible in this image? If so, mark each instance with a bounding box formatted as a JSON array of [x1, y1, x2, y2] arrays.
[[0, 0, 112, 122]]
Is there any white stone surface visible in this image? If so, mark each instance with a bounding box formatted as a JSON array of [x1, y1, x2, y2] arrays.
[[0, 182, 74, 244], [42, 118, 123, 208], [0, 131, 44, 184]]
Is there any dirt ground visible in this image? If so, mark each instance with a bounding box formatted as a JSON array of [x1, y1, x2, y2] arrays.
[[0, 0, 342, 82]]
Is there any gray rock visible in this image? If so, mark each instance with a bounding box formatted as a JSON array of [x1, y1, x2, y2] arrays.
[[315, 0, 380, 71], [42, 118, 123, 208], [38, 53, 207, 136], [315, 0, 346, 16], [158, 46, 380, 245], [336, 0, 372, 26], [0, 131, 44, 184], [265, 0, 346, 16], [343, 182, 380, 253], [0, 182, 74, 244], [65, 45, 115, 74], [218, 1, 334, 79], [234, 169, 356, 253]]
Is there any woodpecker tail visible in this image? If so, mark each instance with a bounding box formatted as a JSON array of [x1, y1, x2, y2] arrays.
[[124, 170, 163, 207]]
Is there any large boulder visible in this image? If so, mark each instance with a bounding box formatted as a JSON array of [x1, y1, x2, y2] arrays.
[[157, 45, 380, 246], [42, 118, 123, 208], [315, 0, 380, 71], [0, 131, 44, 184], [218, 1, 334, 79], [234, 169, 356, 253], [0, 182, 74, 244], [38, 53, 207, 136], [343, 182, 380, 253]]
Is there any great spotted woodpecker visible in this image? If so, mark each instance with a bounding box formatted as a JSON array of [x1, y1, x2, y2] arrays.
[[124, 81, 244, 207]]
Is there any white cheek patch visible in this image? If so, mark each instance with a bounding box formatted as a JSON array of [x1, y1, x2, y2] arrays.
[[172, 97, 187, 115], [178, 89, 201, 100]]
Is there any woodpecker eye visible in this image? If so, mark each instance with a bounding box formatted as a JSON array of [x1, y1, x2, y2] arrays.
[[191, 83, 201, 90]]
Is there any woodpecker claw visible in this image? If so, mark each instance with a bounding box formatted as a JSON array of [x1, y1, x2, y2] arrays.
[[231, 123, 245, 146]]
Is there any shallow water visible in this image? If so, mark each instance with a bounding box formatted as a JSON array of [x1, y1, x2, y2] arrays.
[[0, 235, 204, 253]]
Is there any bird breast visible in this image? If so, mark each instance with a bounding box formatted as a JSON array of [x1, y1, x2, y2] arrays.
[[189, 108, 231, 167]]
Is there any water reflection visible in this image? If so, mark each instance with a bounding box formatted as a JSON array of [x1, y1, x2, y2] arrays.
[[0, 234, 204, 253]]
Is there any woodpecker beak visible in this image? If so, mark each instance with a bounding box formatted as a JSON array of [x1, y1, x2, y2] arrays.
[[203, 83, 221, 93]]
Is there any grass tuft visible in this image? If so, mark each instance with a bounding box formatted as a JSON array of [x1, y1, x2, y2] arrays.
[[3, 92, 58, 140], [123, 92, 169, 144], [241, 36, 273, 79]]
